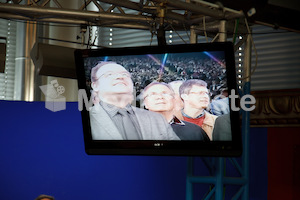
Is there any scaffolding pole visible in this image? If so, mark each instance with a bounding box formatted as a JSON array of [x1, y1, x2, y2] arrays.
[[241, 32, 252, 200], [186, 20, 251, 200]]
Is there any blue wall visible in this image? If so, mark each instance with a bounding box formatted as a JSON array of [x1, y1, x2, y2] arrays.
[[0, 101, 267, 200]]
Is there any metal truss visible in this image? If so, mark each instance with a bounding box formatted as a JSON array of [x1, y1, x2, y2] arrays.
[[184, 21, 252, 200], [0, 0, 244, 32]]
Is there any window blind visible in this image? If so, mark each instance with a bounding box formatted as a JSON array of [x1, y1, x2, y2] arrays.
[[250, 25, 300, 91], [0, 19, 16, 100]]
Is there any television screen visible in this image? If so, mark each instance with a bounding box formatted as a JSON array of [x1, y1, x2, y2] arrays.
[[74, 42, 242, 156]]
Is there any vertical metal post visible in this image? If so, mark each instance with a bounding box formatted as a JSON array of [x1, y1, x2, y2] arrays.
[[241, 32, 252, 200], [215, 157, 224, 200], [186, 157, 194, 200], [157, 3, 166, 46], [219, 20, 227, 42], [214, 19, 227, 200], [186, 26, 198, 200], [190, 26, 197, 44], [186, 19, 251, 200], [23, 20, 36, 101]]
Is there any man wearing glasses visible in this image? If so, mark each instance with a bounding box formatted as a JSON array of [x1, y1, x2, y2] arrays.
[[89, 61, 179, 140], [178, 79, 218, 140], [143, 82, 209, 141]]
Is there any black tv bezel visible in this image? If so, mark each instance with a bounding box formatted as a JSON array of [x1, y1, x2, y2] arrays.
[[74, 42, 242, 157]]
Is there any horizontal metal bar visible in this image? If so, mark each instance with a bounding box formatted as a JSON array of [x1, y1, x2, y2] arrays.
[[100, 0, 187, 23], [223, 177, 248, 185], [187, 176, 216, 184], [0, 13, 152, 31], [187, 176, 248, 185], [0, 3, 153, 23], [191, 0, 244, 16], [152, 0, 224, 19]]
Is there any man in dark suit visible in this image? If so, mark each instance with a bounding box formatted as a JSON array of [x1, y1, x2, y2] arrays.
[[89, 61, 179, 140], [212, 114, 232, 141], [143, 82, 209, 141]]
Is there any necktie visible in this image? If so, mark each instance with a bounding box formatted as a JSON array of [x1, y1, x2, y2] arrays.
[[118, 108, 140, 140]]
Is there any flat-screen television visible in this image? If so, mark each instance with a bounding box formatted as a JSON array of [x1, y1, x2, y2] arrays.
[[74, 42, 242, 156]]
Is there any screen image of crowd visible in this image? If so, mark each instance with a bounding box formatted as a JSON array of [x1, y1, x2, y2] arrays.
[[84, 51, 232, 141], [84, 52, 227, 101]]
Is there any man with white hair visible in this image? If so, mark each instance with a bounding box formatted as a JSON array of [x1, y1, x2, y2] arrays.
[[89, 61, 179, 140], [143, 81, 209, 141], [168, 80, 184, 119]]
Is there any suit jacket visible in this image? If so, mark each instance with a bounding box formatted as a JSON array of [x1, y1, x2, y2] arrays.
[[89, 104, 180, 140], [177, 110, 217, 140], [170, 117, 210, 141], [212, 114, 232, 141]]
